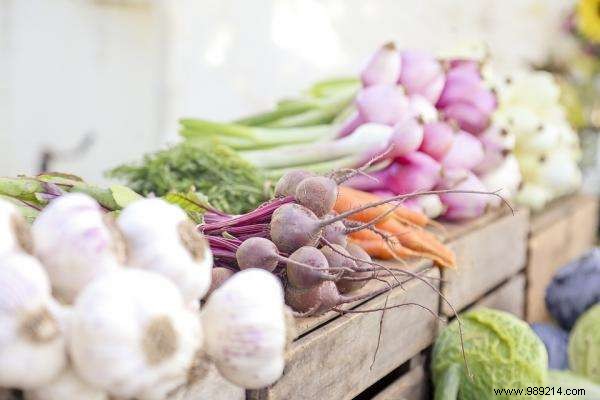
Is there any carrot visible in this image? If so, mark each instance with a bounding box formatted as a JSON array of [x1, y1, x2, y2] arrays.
[[335, 187, 429, 228], [375, 218, 456, 268]]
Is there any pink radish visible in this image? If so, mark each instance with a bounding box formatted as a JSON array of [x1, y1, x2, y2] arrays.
[[420, 121, 455, 161], [389, 117, 424, 157], [398, 50, 445, 103], [361, 42, 401, 87], [440, 130, 484, 170], [356, 84, 410, 126], [437, 170, 488, 221]]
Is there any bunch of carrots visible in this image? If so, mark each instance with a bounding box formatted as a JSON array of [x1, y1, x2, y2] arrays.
[[334, 186, 455, 268]]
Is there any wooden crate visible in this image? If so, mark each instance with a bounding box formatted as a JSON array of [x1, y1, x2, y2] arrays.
[[176, 364, 244, 400], [472, 273, 526, 318], [526, 194, 599, 323], [248, 264, 439, 400], [369, 353, 429, 400], [440, 207, 530, 315]]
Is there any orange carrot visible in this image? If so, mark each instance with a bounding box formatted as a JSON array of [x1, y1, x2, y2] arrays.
[[376, 218, 456, 268], [335, 187, 429, 227]]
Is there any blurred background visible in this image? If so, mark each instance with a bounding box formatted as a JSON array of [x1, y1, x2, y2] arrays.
[[0, 0, 577, 182]]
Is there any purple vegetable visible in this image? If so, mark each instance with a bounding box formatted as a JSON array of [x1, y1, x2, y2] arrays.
[[360, 42, 401, 87], [531, 323, 569, 370], [545, 248, 600, 330], [473, 125, 513, 175], [356, 84, 410, 126], [440, 130, 484, 170], [353, 152, 442, 195], [389, 117, 424, 157], [436, 60, 496, 134], [336, 111, 363, 138], [437, 169, 487, 221], [419, 121, 455, 161], [398, 50, 445, 104]]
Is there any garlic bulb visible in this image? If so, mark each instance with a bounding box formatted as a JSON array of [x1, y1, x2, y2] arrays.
[[24, 367, 107, 400], [0, 199, 32, 256], [0, 253, 67, 389], [31, 193, 123, 303], [69, 269, 202, 400], [117, 198, 212, 304], [202, 268, 289, 389]]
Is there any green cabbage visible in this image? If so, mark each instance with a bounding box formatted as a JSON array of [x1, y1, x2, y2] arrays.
[[569, 304, 600, 384], [432, 308, 548, 400]]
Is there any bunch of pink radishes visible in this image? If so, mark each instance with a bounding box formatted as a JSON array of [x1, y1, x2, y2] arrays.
[[343, 43, 521, 221]]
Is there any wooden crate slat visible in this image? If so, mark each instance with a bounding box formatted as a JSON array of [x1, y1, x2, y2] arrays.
[[294, 259, 431, 337], [441, 208, 529, 315], [175, 364, 244, 400], [371, 355, 428, 400], [471, 274, 526, 318], [249, 268, 440, 400], [526, 194, 599, 322]]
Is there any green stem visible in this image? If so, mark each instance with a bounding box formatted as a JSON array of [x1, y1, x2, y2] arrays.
[[0, 177, 46, 202], [234, 102, 316, 126], [435, 364, 462, 400], [179, 119, 254, 139], [264, 155, 360, 180], [181, 123, 334, 149]]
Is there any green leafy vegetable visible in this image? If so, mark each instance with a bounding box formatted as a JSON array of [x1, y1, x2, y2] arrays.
[[107, 144, 270, 214], [569, 304, 600, 384], [432, 308, 548, 400]]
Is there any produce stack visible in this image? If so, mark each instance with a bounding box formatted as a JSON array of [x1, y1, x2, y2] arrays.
[[0, 194, 292, 399]]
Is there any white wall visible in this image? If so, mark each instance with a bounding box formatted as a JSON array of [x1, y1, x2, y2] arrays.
[[0, 0, 575, 182]]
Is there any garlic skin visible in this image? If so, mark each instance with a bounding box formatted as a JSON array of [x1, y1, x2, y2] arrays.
[[31, 193, 123, 303], [0, 253, 66, 389], [0, 199, 32, 256], [69, 269, 202, 400], [117, 198, 213, 304], [24, 367, 107, 400], [202, 268, 287, 389]]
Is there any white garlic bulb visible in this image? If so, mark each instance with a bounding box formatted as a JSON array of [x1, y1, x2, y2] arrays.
[[202, 268, 288, 389], [31, 193, 123, 303], [0, 252, 67, 389], [24, 367, 107, 400], [0, 199, 32, 256], [117, 198, 213, 304], [69, 269, 202, 400]]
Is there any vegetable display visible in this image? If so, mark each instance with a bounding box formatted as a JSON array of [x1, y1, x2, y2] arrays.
[[199, 169, 478, 316], [108, 143, 270, 214], [490, 70, 582, 210], [432, 308, 548, 400], [546, 248, 600, 330], [178, 44, 524, 222], [0, 195, 292, 398], [531, 323, 570, 370], [568, 304, 600, 384]]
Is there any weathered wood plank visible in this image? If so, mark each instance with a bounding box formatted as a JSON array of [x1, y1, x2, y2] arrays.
[[371, 356, 428, 400], [249, 269, 440, 400], [293, 259, 432, 337], [441, 208, 529, 315], [472, 274, 526, 318], [173, 364, 244, 400], [441, 206, 507, 241], [526, 195, 598, 322]]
